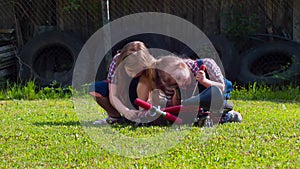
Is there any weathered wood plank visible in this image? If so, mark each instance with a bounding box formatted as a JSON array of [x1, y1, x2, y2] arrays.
[[293, 0, 300, 42], [272, 0, 293, 38], [0, 1, 15, 29], [202, 0, 220, 35]]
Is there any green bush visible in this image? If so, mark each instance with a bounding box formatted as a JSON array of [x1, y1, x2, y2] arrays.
[[0, 81, 72, 100]]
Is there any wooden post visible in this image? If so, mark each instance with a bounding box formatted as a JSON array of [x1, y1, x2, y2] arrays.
[[219, 0, 231, 34], [293, 0, 300, 42], [56, 0, 64, 31], [265, 0, 274, 41], [192, 0, 204, 30], [202, 0, 220, 35]]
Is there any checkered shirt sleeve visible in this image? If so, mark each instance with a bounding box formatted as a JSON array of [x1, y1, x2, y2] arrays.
[[107, 53, 120, 83], [202, 58, 224, 85], [184, 59, 200, 76], [184, 58, 224, 85]]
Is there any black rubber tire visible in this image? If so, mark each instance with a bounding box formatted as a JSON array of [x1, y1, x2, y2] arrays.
[[237, 41, 300, 85], [208, 35, 239, 81], [19, 31, 84, 87], [0, 44, 16, 70]]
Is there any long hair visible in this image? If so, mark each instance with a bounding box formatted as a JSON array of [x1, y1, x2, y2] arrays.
[[116, 41, 149, 66], [114, 41, 155, 106], [152, 55, 194, 104], [154, 55, 191, 88]]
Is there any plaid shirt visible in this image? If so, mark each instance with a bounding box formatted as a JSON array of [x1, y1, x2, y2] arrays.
[[184, 58, 224, 85], [107, 53, 120, 83], [162, 58, 224, 103]]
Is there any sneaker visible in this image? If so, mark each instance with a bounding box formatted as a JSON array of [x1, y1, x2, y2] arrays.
[[93, 116, 124, 125], [219, 110, 242, 124], [93, 118, 109, 125]]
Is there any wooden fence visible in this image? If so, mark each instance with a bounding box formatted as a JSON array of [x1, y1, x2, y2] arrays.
[[0, 0, 295, 43], [0, 0, 299, 85]]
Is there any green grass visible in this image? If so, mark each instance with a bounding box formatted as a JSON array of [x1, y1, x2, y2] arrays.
[[1, 86, 300, 168], [0, 81, 72, 100], [231, 83, 300, 102]]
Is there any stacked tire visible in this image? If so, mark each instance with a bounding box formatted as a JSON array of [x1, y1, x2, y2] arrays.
[[20, 31, 84, 87], [237, 41, 300, 85], [208, 35, 300, 86], [208, 35, 239, 81], [0, 43, 17, 86]]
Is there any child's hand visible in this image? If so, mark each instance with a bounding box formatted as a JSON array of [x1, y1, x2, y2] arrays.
[[123, 109, 139, 121], [196, 70, 207, 84], [137, 109, 148, 118]]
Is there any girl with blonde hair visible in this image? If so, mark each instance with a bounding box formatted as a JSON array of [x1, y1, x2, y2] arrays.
[[153, 55, 193, 106], [91, 41, 156, 124], [109, 48, 155, 121], [154, 55, 242, 124]]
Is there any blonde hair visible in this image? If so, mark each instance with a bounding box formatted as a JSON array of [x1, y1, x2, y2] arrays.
[[155, 55, 191, 87], [123, 50, 151, 76], [117, 41, 149, 66], [115, 41, 155, 105]]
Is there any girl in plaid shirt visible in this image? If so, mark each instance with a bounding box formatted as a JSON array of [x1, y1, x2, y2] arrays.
[[154, 55, 225, 106], [154, 55, 242, 124], [90, 41, 155, 124]]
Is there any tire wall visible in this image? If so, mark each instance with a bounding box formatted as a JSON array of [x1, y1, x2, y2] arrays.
[[19, 31, 84, 87], [237, 41, 300, 85], [0, 44, 17, 86], [208, 35, 239, 81]]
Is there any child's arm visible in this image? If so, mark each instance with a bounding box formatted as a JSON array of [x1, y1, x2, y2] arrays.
[[196, 70, 225, 92], [109, 83, 139, 121], [198, 58, 225, 92], [136, 76, 152, 105]]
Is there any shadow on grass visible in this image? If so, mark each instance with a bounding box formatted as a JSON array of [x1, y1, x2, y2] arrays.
[[33, 121, 81, 126], [33, 118, 208, 130], [33, 120, 138, 129]]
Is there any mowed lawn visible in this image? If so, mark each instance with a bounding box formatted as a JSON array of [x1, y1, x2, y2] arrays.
[[0, 96, 299, 168]]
